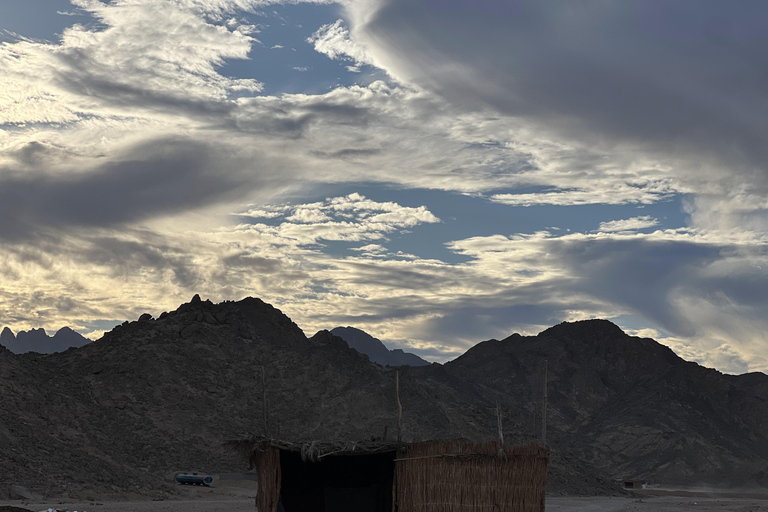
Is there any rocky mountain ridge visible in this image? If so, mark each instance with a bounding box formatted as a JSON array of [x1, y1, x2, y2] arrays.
[[330, 326, 430, 367], [446, 319, 768, 485], [2, 296, 767, 500], [0, 326, 90, 354]]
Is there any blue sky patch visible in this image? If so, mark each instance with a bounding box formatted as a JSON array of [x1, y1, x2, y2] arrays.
[[0, 1, 97, 42], [218, 3, 385, 96]]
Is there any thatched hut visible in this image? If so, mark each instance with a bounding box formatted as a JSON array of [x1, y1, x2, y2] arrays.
[[230, 437, 549, 512]]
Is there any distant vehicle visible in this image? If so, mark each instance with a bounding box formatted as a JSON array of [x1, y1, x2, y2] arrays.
[[175, 472, 214, 486]]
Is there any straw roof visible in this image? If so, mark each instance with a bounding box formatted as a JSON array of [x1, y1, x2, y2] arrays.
[[226, 436, 400, 465]]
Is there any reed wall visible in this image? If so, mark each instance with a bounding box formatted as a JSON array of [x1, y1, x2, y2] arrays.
[[395, 441, 549, 512]]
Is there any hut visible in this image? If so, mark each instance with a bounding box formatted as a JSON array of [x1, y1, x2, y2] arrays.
[[619, 479, 648, 490], [230, 437, 549, 512]]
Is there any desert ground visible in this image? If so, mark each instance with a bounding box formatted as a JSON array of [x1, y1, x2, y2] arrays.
[[5, 488, 768, 512], [548, 495, 768, 511], [5, 496, 768, 512]]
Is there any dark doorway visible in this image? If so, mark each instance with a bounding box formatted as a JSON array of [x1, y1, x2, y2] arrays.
[[279, 450, 395, 512]]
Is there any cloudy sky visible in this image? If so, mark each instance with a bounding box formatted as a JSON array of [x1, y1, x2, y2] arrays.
[[2, 0, 767, 373]]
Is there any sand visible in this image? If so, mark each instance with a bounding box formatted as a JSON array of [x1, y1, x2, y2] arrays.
[[548, 495, 768, 511], [0, 499, 254, 512], [5, 490, 768, 511]]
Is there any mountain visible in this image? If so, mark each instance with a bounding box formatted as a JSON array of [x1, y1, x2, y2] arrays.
[[0, 296, 601, 499], [2, 297, 768, 500], [330, 326, 430, 367], [0, 326, 90, 354], [445, 319, 768, 486], [0, 327, 14, 348]]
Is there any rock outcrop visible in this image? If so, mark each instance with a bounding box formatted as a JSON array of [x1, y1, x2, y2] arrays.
[[330, 326, 430, 367]]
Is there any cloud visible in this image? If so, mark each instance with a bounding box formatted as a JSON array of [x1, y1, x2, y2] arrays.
[[1, 0, 264, 127], [285, 207, 333, 223], [234, 193, 440, 244], [3, 0, 689, 215], [0, 137, 265, 240], [345, 0, 768, 227], [308, 19, 378, 70], [491, 184, 675, 207], [598, 216, 659, 233], [233, 207, 286, 219], [350, 244, 387, 255]]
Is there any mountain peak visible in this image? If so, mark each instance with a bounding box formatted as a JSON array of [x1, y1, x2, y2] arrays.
[[539, 319, 627, 342], [5, 326, 90, 354], [330, 326, 429, 367], [53, 326, 76, 337], [0, 327, 13, 353], [105, 295, 307, 350]]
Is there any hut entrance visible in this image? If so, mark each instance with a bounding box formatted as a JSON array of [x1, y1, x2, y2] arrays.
[[279, 450, 395, 512]]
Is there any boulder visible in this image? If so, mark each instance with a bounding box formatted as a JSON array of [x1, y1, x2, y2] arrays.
[[180, 323, 202, 338]]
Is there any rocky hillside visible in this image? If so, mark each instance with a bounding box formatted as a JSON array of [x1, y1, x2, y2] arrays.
[[0, 296, 510, 499], [2, 297, 768, 500], [445, 320, 768, 486], [0, 326, 90, 354], [330, 326, 430, 366]]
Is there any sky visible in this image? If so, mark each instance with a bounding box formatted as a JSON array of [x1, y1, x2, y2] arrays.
[[1, 0, 767, 374]]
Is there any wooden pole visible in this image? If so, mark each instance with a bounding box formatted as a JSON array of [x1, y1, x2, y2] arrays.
[[262, 366, 269, 438], [396, 371, 402, 444], [541, 360, 548, 444], [394, 371, 403, 512], [496, 402, 505, 457], [496, 402, 504, 445]]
